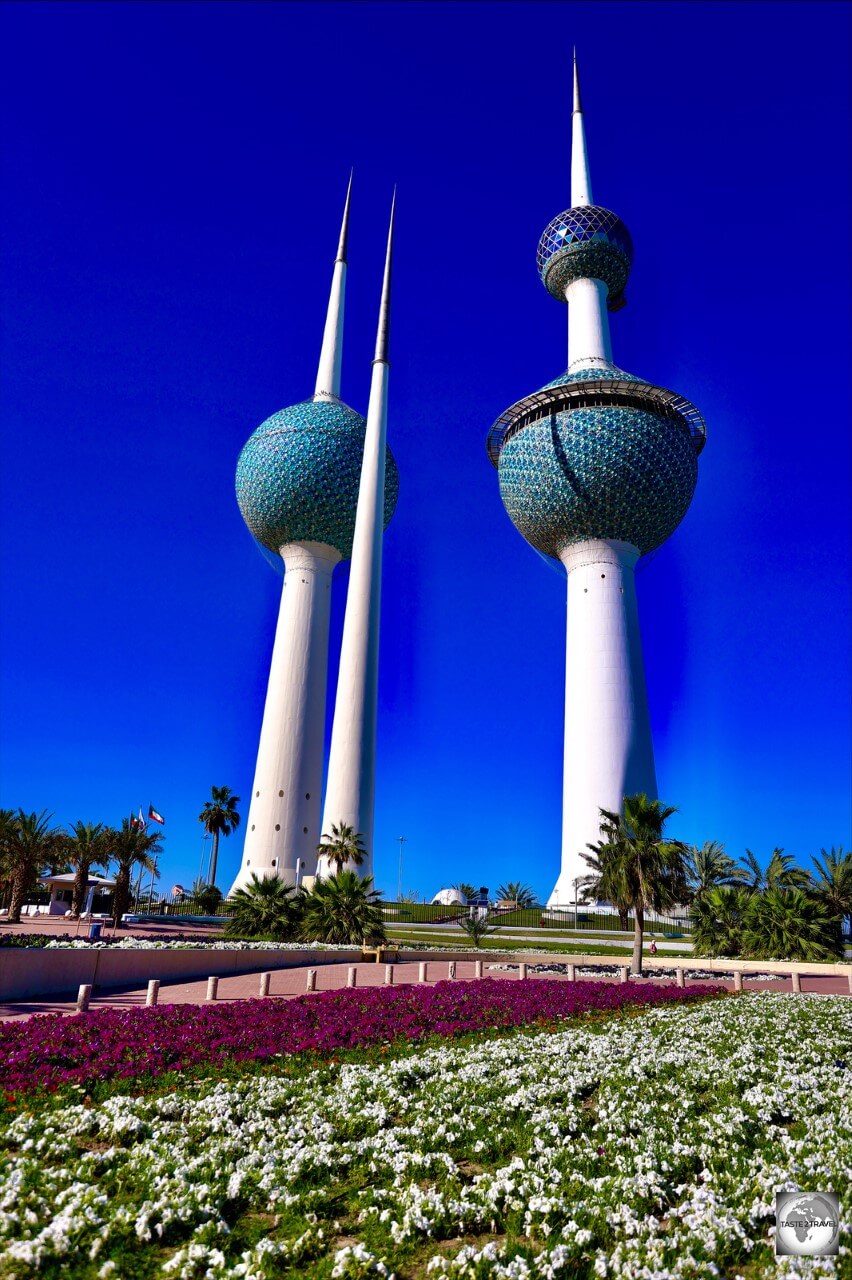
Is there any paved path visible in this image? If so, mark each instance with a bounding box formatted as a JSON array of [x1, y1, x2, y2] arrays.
[[1, 959, 849, 1022]]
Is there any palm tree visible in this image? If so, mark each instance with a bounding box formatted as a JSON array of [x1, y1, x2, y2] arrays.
[[810, 847, 852, 939], [198, 786, 241, 888], [451, 882, 478, 903], [741, 888, 842, 961], [317, 822, 366, 876], [740, 848, 811, 893], [190, 878, 223, 916], [459, 913, 495, 947], [225, 873, 302, 940], [580, 843, 631, 931], [66, 822, 108, 918], [690, 885, 753, 957], [684, 842, 747, 899], [496, 881, 537, 908], [106, 818, 163, 926], [581, 793, 689, 976], [299, 870, 386, 945], [2, 810, 57, 923]]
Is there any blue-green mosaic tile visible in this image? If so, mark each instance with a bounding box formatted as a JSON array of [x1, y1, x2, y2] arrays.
[[236, 397, 399, 560], [497, 403, 697, 558]]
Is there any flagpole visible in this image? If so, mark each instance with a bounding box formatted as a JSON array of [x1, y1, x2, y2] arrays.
[[131, 804, 147, 910]]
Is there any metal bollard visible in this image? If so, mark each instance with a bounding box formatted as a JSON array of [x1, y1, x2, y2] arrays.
[[259, 972, 271, 998], [206, 976, 219, 1001], [734, 970, 743, 992], [566, 964, 576, 982], [76, 983, 92, 1013], [306, 969, 317, 992], [146, 980, 160, 1007], [676, 969, 685, 988], [448, 961, 456, 980], [384, 964, 394, 986], [474, 960, 483, 979], [419, 962, 428, 984], [792, 971, 801, 993], [347, 966, 357, 988], [518, 963, 527, 980]]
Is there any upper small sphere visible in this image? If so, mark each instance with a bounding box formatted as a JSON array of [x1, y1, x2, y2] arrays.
[[537, 206, 633, 306], [236, 398, 399, 560]]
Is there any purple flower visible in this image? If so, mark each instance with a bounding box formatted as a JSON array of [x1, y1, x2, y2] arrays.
[[0, 979, 725, 1096]]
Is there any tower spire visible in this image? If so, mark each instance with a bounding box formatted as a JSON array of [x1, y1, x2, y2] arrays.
[[320, 192, 396, 876], [374, 188, 395, 364], [571, 51, 593, 207], [314, 172, 352, 400]]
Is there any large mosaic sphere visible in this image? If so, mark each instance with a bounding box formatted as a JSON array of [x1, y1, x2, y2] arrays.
[[236, 398, 399, 560], [537, 206, 633, 308], [495, 368, 699, 559]]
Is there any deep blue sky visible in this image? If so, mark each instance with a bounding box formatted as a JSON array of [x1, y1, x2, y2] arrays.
[[1, 1, 849, 901]]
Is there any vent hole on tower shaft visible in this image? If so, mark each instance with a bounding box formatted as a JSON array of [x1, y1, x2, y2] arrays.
[[601, 574, 606, 579], [303, 827, 308, 834], [305, 793, 310, 799], [275, 824, 280, 831], [279, 790, 283, 797]]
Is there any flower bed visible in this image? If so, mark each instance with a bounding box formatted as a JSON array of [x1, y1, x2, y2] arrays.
[[0, 978, 719, 1096], [0, 993, 848, 1277]]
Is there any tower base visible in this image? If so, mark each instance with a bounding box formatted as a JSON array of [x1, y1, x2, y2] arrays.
[[547, 538, 657, 908]]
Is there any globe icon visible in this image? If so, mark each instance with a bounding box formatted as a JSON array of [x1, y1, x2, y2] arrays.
[[776, 1193, 840, 1256]]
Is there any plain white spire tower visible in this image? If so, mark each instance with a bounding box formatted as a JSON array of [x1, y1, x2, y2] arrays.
[[319, 195, 396, 880]]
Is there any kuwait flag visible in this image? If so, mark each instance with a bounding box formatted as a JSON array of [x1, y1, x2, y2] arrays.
[[131, 809, 146, 830], [148, 804, 165, 825]]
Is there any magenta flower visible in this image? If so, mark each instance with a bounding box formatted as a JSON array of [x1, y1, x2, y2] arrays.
[[0, 979, 724, 1096]]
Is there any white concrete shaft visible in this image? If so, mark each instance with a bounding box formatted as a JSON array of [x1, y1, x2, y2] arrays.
[[230, 541, 340, 894], [314, 257, 346, 401], [571, 108, 593, 207], [320, 360, 389, 879], [548, 539, 658, 906], [566, 277, 612, 369]]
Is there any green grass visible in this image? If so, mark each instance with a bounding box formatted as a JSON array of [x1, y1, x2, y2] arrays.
[[385, 929, 695, 957]]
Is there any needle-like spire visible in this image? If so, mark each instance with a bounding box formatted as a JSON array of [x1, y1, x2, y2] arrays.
[[336, 169, 353, 263], [571, 51, 593, 207], [320, 188, 397, 877], [373, 189, 395, 364], [314, 173, 353, 400]]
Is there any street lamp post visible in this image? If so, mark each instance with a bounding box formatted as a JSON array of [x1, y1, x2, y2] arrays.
[[572, 878, 579, 930], [397, 836, 407, 902]]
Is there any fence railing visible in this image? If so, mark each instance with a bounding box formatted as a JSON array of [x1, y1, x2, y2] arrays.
[[10, 889, 694, 935], [380, 903, 693, 935]]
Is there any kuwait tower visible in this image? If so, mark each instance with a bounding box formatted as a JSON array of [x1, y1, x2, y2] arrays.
[[230, 182, 399, 894], [487, 57, 706, 905]]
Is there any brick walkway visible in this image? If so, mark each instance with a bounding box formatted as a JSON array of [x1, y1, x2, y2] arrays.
[[1, 959, 849, 1021]]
